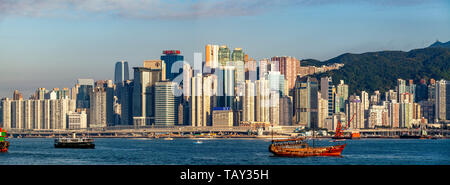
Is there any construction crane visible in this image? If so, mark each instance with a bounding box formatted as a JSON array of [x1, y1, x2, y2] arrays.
[[333, 113, 356, 139]]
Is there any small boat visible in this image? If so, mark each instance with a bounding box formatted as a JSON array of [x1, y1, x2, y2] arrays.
[[0, 127, 9, 152], [54, 133, 95, 149], [194, 140, 203, 144], [163, 137, 173, 140]]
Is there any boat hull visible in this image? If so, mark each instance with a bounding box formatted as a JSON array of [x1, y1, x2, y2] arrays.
[[54, 142, 95, 149], [0, 141, 9, 152], [269, 144, 346, 157]]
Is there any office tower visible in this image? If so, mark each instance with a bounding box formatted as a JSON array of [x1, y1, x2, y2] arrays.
[[388, 100, 400, 128], [132, 60, 163, 126], [120, 80, 133, 125], [416, 79, 428, 102], [400, 102, 413, 128], [202, 75, 216, 126], [114, 60, 130, 84], [161, 50, 184, 81], [336, 80, 348, 113], [294, 76, 319, 128], [419, 100, 434, 123], [232, 48, 245, 92], [243, 80, 255, 122], [267, 71, 286, 96], [218, 45, 231, 67], [234, 60, 245, 96], [256, 79, 270, 123], [13, 90, 23, 100], [270, 56, 298, 91], [231, 48, 244, 62], [346, 96, 365, 129], [212, 107, 233, 127], [155, 81, 178, 126], [182, 63, 193, 101], [190, 74, 203, 127], [320, 76, 334, 116], [435, 79, 450, 121], [318, 92, 328, 128], [76, 79, 94, 109], [206, 44, 219, 68], [269, 91, 280, 126], [67, 111, 87, 129], [279, 96, 293, 126], [221, 66, 235, 108]]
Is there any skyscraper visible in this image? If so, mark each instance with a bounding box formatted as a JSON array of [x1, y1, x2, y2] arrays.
[[218, 45, 231, 67], [190, 73, 203, 127], [114, 60, 129, 84], [294, 76, 318, 128], [155, 81, 178, 126], [270, 56, 298, 91], [160, 50, 184, 81], [346, 96, 365, 129], [231, 48, 244, 62], [132, 60, 163, 126], [76, 79, 94, 109], [320, 76, 334, 116], [205, 44, 219, 68], [243, 80, 255, 122], [435, 79, 450, 122]]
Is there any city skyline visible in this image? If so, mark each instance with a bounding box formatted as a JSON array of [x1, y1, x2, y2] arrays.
[[1, 0, 449, 97]]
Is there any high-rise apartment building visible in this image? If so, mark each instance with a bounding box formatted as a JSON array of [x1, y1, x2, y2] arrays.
[[270, 56, 298, 91], [435, 79, 450, 122]]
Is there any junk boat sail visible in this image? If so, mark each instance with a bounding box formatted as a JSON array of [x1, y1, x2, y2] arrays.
[[269, 117, 347, 157], [54, 132, 95, 149], [0, 127, 9, 152]]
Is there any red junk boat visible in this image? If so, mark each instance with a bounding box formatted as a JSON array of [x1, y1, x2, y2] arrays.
[[269, 138, 346, 157], [269, 115, 355, 157], [0, 127, 9, 152]]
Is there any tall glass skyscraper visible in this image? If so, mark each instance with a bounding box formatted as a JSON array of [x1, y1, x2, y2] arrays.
[[218, 45, 231, 67], [160, 50, 184, 81], [114, 61, 129, 84]]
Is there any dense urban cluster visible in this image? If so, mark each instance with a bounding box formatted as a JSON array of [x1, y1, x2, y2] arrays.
[[0, 44, 448, 132]]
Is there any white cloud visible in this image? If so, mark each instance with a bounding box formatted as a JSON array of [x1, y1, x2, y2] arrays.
[[0, 0, 442, 20]]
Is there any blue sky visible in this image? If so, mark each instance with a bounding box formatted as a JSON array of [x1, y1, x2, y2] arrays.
[[0, 0, 449, 98]]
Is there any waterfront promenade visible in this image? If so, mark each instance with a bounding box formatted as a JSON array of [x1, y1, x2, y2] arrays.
[[5, 126, 449, 138]]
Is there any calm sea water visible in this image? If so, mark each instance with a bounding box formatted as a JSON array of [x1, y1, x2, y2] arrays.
[[1, 138, 449, 165]]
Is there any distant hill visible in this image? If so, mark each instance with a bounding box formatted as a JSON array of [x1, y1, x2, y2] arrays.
[[429, 40, 450, 48], [309, 47, 450, 95]]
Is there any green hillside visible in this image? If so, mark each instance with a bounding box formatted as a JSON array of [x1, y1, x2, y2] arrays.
[[309, 47, 450, 95]]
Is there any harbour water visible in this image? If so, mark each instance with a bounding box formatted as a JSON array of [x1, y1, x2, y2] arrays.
[[1, 138, 449, 165]]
